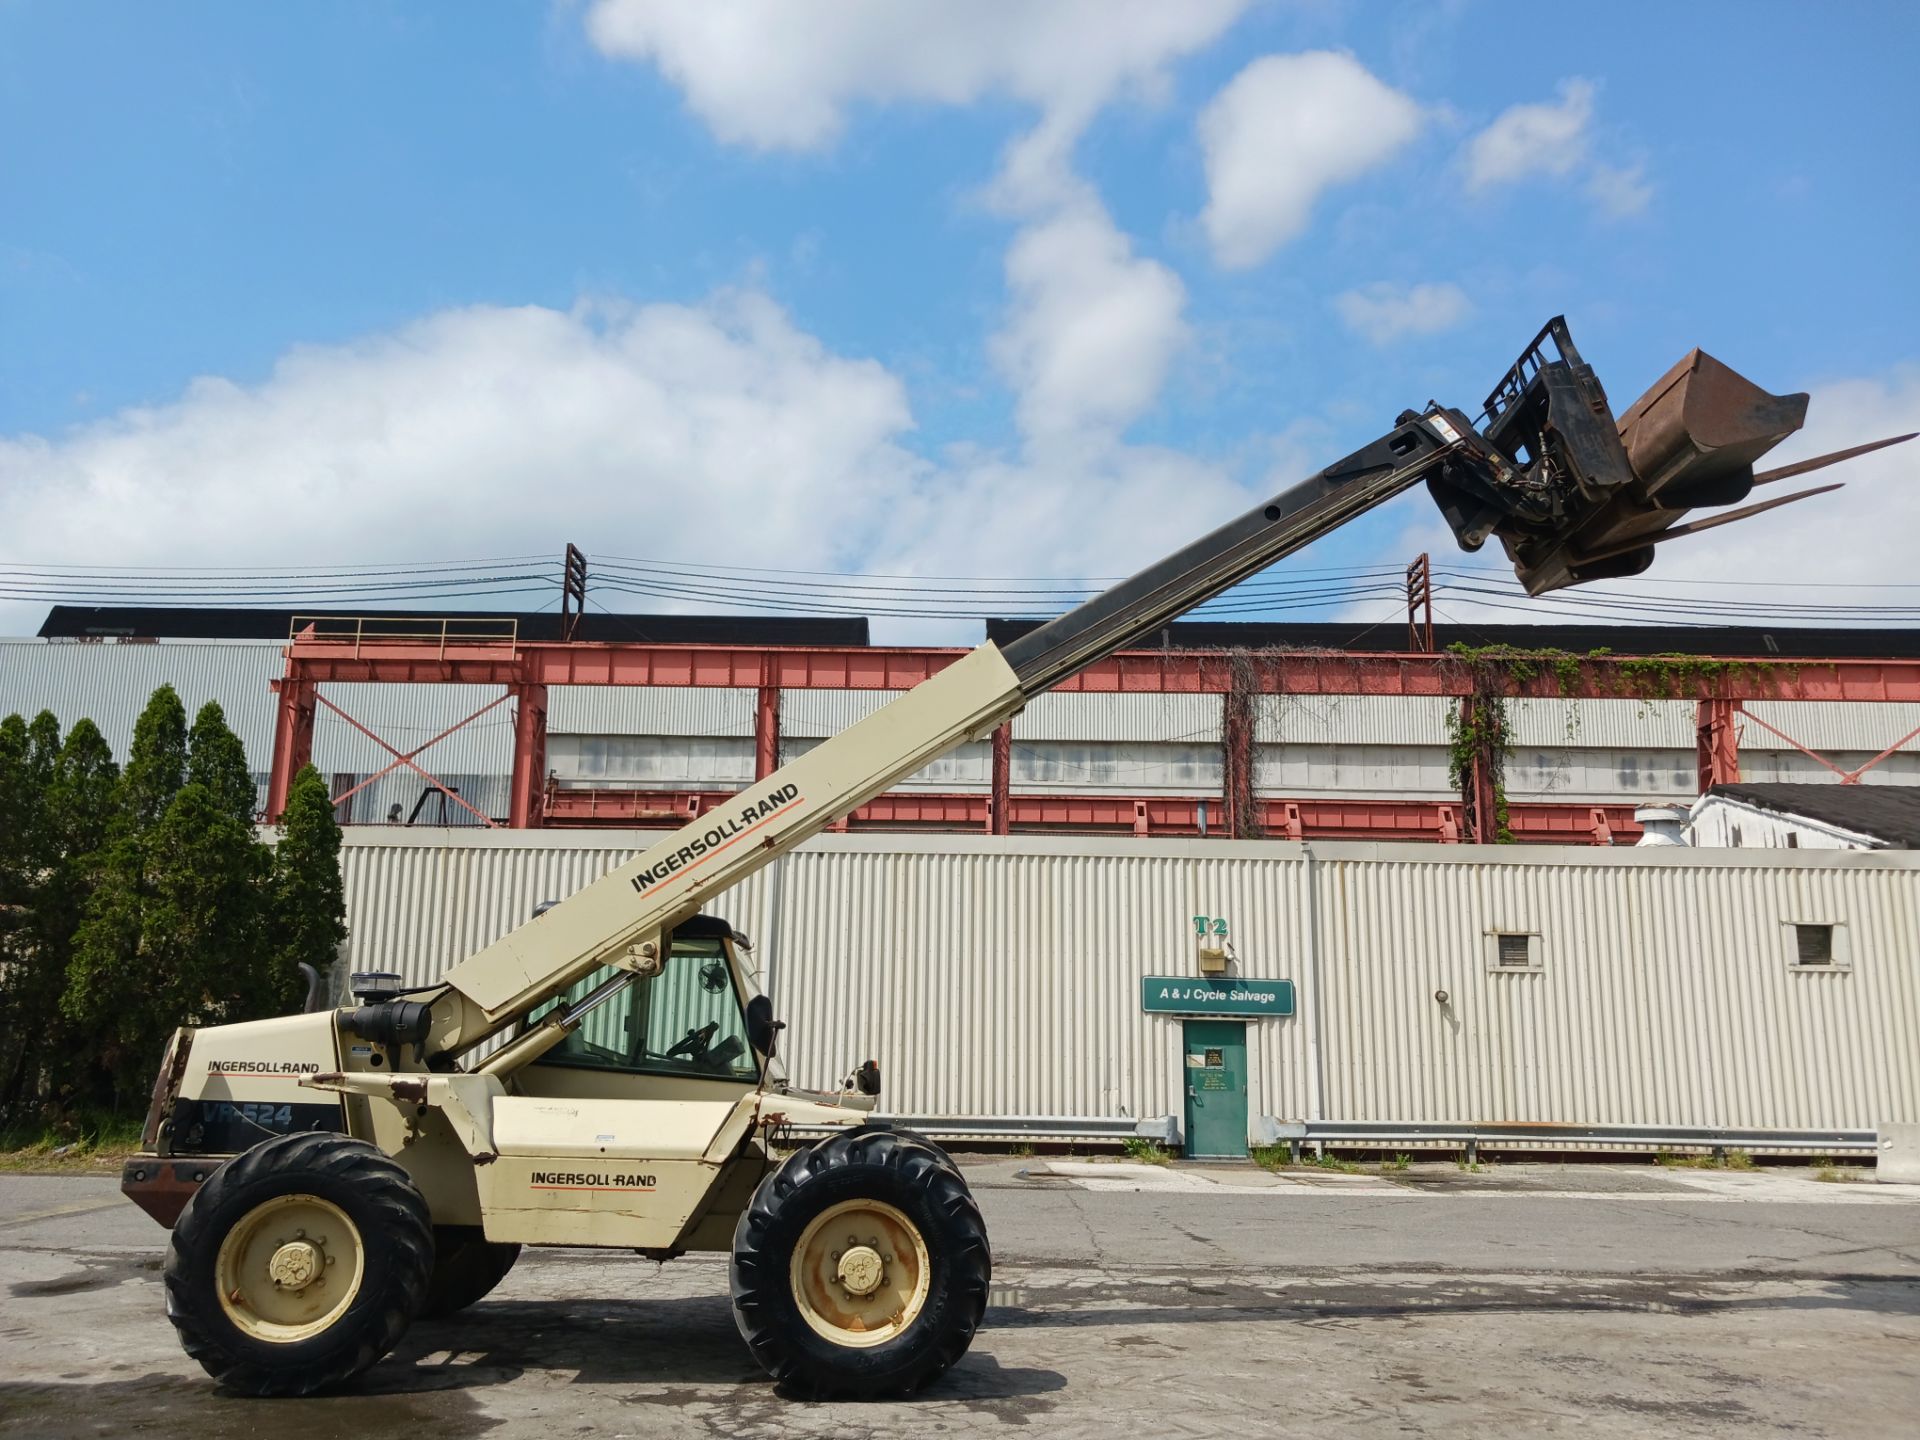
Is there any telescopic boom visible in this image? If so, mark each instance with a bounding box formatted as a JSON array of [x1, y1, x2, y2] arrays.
[[366, 319, 1873, 1062]]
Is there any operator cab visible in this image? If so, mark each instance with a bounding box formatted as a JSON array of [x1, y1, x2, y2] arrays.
[[523, 916, 771, 1085]]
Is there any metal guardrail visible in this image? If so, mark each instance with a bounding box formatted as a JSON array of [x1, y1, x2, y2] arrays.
[[288, 614, 519, 656], [1257, 1118, 1879, 1157], [792, 1112, 1878, 1156], [785, 1114, 1177, 1144]]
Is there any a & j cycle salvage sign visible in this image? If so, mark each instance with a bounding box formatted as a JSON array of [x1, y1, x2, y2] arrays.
[[1140, 976, 1295, 1017]]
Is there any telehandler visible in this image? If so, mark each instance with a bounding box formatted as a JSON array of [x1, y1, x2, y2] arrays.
[[121, 319, 1892, 1397]]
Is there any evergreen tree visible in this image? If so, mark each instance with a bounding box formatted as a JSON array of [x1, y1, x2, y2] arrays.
[[0, 714, 33, 917], [0, 715, 46, 1114], [14, 722, 121, 1113], [66, 686, 198, 1106], [187, 700, 258, 825], [120, 684, 186, 832], [0, 713, 66, 1118], [142, 783, 272, 1028], [268, 765, 347, 1012], [47, 720, 119, 866]]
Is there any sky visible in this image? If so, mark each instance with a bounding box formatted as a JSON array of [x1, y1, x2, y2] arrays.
[[2, 0, 1917, 642]]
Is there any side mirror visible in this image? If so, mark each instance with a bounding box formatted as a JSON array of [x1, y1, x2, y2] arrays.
[[745, 994, 782, 1059]]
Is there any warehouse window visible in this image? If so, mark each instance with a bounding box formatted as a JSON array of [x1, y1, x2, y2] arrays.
[[1487, 931, 1542, 972], [1795, 924, 1833, 966], [1785, 921, 1849, 972]]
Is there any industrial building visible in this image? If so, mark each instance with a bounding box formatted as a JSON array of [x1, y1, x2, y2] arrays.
[[5, 605, 1920, 845], [333, 828, 1920, 1158], [7, 603, 1920, 1155]]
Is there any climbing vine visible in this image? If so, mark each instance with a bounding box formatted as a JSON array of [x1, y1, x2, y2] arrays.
[[1432, 644, 1803, 842], [1444, 683, 1513, 843]]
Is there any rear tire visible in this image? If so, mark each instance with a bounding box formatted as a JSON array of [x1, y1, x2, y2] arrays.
[[164, 1132, 433, 1396], [730, 1126, 989, 1399], [421, 1227, 521, 1318]]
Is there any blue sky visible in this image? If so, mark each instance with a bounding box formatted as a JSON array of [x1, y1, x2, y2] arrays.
[[3, 1, 1917, 640]]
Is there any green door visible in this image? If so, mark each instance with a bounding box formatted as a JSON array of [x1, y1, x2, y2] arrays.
[[1182, 1020, 1248, 1159]]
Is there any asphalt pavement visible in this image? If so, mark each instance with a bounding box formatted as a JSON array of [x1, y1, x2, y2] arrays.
[[3, 1159, 1917, 1438]]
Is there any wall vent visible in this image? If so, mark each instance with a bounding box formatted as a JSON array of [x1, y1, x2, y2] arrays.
[[1497, 933, 1534, 968]]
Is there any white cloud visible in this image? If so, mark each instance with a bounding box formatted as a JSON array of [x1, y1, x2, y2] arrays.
[[0, 291, 1259, 644], [0, 294, 922, 635], [1463, 78, 1594, 191], [1585, 161, 1653, 218], [584, 0, 1246, 153], [870, 439, 1250, 643], [584, 0, 1236, 466], [991, 205, 1187, 446], [1197, 51, 1426, 270], [1332, 281, 1472, 346]]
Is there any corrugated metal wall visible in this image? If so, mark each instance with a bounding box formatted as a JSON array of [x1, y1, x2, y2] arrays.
[[336, 833, 1920, 1137]]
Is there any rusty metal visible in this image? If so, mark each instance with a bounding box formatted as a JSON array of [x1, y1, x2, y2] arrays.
[[326, 692, 513, 811], [314, 692, 498, 828], [1735, 705, 1920, 785], [1405, 553, 1434, 651], [1498, 343, 1812, 595], [1575, 482, 1842, 566], [559, 543, 588, 643], [1695, 698, 1742, 791], [1617, 348, 1809, 498], [140, 1029, 195, 1151], [539, 785, 1646, 844], [988, 723, 1011, 836], [121, 1157, 219, 1228], [1753, 432, 1916, 486], [510, 682, 550, 828]]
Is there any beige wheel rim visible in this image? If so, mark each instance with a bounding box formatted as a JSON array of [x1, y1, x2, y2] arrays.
[[790, 1197, 931, 1349], [214, 1192, 366, 1343]]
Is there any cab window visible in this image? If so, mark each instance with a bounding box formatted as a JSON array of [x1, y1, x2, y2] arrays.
[[532, 935, 758, 1082]]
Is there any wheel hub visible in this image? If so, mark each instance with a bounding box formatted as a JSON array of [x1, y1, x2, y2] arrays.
[[267, 1239, 323, 1290], [215, 1193, 366, 1344], [790, 1199, 932, 1350], [836, 1244, 885, 1297]]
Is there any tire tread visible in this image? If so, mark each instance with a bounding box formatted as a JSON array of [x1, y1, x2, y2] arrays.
[[164, 1132, 433, 1397]]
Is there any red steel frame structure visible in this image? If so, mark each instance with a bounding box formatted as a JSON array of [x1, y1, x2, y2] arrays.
[[265, 627, 1920, 844]]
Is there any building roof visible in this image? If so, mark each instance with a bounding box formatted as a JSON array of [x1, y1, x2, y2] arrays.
[[986, 619, 1920, 660], [1706, 783, 1920, 847], [35, 605, 869, 647]]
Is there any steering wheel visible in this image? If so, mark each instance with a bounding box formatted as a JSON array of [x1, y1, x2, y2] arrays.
[[665, 1021, 719, 1060]]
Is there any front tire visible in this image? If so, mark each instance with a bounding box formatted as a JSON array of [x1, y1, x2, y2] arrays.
[[163, 1132, 433, 1396], [730, 1127, 990, 1398]]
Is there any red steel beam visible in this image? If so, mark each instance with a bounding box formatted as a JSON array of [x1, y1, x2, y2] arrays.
[[278, 637, 1920, 703], [539, 787, 1643, 844], [509, 683, 549, 829], [1695, 698, 1741, 791], [265, 676, 317, 819]]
